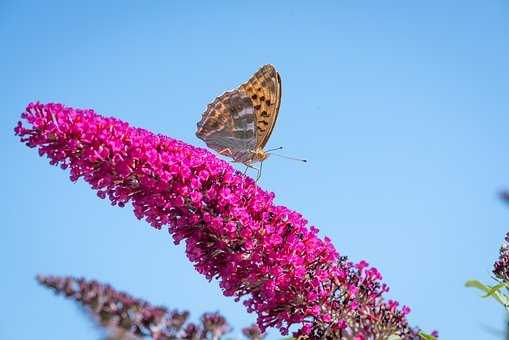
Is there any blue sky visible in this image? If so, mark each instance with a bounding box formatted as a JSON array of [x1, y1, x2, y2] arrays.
[[1, 1, 508, 339]]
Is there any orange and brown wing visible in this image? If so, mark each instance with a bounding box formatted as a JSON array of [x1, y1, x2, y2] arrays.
[[238, 64, 281, 149], [196, 90, 257, 163]]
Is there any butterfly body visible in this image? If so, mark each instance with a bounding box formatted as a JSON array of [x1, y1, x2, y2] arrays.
[[196, 65, 281, 167]]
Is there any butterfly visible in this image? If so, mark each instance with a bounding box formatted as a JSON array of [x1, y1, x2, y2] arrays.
[[196, 64, 282, 178]]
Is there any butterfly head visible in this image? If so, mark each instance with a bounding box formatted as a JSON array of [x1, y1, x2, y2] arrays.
[[252, 148, 269, 162]]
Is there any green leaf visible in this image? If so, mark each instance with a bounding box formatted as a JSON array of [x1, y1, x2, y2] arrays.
[[465, 279, 490, 291], [419, 332, 436, 340], [483, 281, 509, 298], [465, 279, 509, 307]]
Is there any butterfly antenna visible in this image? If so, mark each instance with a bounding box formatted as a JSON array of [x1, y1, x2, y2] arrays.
[[269, 152, 307, 163], [266, 146, 284, 152]]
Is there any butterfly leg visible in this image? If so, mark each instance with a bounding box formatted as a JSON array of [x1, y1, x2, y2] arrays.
[[242, 163, 260, 180], [255, 161, 263, 182]]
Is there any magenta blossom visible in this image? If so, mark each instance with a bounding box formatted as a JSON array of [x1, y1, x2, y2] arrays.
[[17, 103, 427, 338], [493, 232, 509, 282]]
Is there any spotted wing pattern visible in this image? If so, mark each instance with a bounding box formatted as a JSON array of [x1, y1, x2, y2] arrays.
[[238, 64, 281, 149], [196, 90, 256, 163]]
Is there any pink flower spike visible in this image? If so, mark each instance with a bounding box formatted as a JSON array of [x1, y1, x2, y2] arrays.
[[16, 102, 432, 339]]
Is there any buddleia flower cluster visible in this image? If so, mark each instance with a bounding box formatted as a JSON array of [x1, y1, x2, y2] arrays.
[[493, 192, 509, 282], [37, 274, 263, 340], [493, 233, 509, 284], [465, 194, 509, 316], [17, 103, 431, 339]]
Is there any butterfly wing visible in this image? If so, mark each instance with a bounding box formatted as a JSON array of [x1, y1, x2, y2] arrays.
[[196, 90, 257, 163], [238, 64, 282, 149]]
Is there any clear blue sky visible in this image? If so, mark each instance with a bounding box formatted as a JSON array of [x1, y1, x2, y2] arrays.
[[1, 1, 508, 339]]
